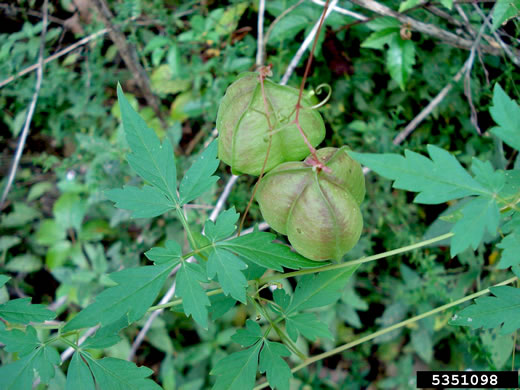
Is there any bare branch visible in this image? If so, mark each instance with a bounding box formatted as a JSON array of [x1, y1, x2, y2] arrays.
[[256, 0, 266, 66]]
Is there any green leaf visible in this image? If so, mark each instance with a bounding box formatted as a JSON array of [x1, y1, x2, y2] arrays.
[[492, 0, 520, 31], [218, 232, 323, 272], [386, 35, 415, 90], [349, 145, 489, 204], [497, 232, 520, 269], [82, 316, 129, 349], [287, 265, 358, 314], [83, 353, 162, 390], [490, 83, 520, 151], [268, 14, 308, 44], [0, 323, 39, 355], [105, 186, 175, 218], [204, 207, 239, 242], [211, 342, 262, 390], [471, 158, 505, 193], [64, 262, 177, 331], [0, 345, 60, 389], [0, 274, 10, 288], [361, 28, 397, 49], [399, 0, 423, 12], [66, 353, 96, 390], [117, 84, 178, 202], [207, 248, 248, 303], [145, 240, 182, 264], [285, 312, 333, 342], [5, 254, 42, 273], [450, 196, 499, 256], [450, 286, 520, 334], [179, 140, 220, 205], [176, 261, 210, 328], [366, 17, 400, 31], [480, 329, 513, 369], [439, 0, 454, 8], [0, 298, 56, 324], [0, 236, 21, 252], [259, 340, 292, 390], [36, 220, 66, 245], [231, 319, 262, 346], [53, 193, 87, 232]]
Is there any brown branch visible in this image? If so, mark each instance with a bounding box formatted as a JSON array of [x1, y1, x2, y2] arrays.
[[350, 0, 505, 56], [89, 0, 165, 126]]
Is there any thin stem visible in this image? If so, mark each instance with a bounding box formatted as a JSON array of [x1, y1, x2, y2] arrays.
[[175, 207, 199, 255], [253, 276, 518, 389], [261, 232, 454, 283]]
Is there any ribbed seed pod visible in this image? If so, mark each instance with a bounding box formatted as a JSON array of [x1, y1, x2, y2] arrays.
[[216, 72, 325, 176], [255, 147, 365, 261]]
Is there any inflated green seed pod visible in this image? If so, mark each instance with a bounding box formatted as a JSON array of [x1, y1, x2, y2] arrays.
[[217, 72, 326, 176], [255, 146, 365, 261]]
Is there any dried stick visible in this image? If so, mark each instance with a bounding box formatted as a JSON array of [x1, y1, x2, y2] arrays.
[[256, 0, 266, 66], [349, 0, 504, 56], [0, 0, 48, 210], [89, 0, 165, 126]]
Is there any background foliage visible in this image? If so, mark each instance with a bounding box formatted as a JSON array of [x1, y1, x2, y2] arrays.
[[0, 0, 519, 388]]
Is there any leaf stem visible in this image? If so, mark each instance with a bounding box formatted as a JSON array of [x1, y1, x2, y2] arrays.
[[175, 207, 199, 255], [253, 276, 518, 389]]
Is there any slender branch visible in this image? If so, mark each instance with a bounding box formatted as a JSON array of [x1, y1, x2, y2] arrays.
[[254, 276, 518, 389], [310, 0, 368, 20], [0, 0, 48, 210], [256, 0, 266, 66]]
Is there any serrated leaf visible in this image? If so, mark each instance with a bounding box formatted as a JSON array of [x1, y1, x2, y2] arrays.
[[117, 84, 178, 202], [66, 353, 96, 390], [0, 344, 60, 389], [105, 186, 175, 218], [207, 248, 248, 303], [176, 261, 210, 328], [83, 353, 162, 390], [0, 323, 39, 355], [0, 298, 56, 324], [386, 35, 416, 90], [218, 232, 323, 272], [211, 342, 262, 390], [349, 145, 489, 204], [179, 140, 220, 205], [145, 240, 182, 264], [490, 83, 520, 151], [497, 232, 520, 269], [204, 207, 239, 242], [450, 286, 520, 334], [361, 28, 398, 49], [450, 196, 499, 256], [231, 319, 262, 346], [492, 0, 520, 31], [259, 340, 292, 390], [286, 312, 333, 342], [287, 265, 358, 314], [471, 158, 505, 193], [64, 262, 177, 331]]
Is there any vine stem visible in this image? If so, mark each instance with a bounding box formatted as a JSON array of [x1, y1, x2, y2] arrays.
[[146, 232, 453, 312], [253, 275, 519, 389]]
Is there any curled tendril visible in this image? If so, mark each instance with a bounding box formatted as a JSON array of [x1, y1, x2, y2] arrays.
[[308, 83, 332, 109]]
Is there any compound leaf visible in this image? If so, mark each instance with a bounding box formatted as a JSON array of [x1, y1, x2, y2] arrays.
[[287, 265, 358, 314], [231, 319, 262, 347], [490, 83, 520, 151], [64, 262, 177, 331], [450, 196, 500, 256], [349, 145, 489, 204], [0, 297, 55, 324], [285, 312, 333, 342], [83, 353, 162, 390], [218, 232, 323, 272], [82, 316, 129, 349], [204, 207, 239, 242], [179, 140, 220, 205], [0, 323, 39, 355], [211, 342, 262, 390], [105, 186, 175, 219], [497, 232, 520, 269], [117, 84, 178, 202], [207, 248, 248, 303], [450, 286, 520, 334], [176, 261, 210, 329], [259, 340, 291, 390], [145, 240, 182, 264]]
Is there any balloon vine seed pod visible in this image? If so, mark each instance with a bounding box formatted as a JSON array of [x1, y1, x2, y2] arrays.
[[255, 147, 365, 261], [217, 72, 326, 176]]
